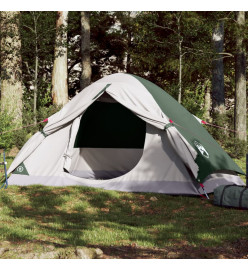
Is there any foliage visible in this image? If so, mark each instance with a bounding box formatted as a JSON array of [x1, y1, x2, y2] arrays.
[[131, 12, 213, 92], [90, 12, 127, 79], [182, 82, 206, 118], [206, 110, 247, 159], [13, 104, 60, 150], [0, 11, 247, 158], [20, 11, 57, 114], [0, 103, 60, 151], [67, 11, 128, 96], [0, 110, 15, 150], [224, 136, 247, 159], [20, 12, 56, 66]]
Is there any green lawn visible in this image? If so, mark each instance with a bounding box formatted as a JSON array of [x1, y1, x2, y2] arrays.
[[0, 185, 248, 258], [234, 156, 247, 183], [0, 157, 247, 259]]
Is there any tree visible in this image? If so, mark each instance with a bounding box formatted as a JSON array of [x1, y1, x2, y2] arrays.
[[0, 11, 23, 124], [66, 12, 124, 95], [114, 12, 137, 74], [90, 11, 129, 78], [212, 19, 225, 115], [52, 11, 69, 106], [20, 12, 57, 124], [234, 11, 246, 141], [80, 11, 91, 90], [130, 12, 213, 117]]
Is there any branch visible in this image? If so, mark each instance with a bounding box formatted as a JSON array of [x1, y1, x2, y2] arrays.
[[36, 12, 42, 22], [36, 27, 57, 40], [213, 55, 234, 61], [218, 11, 234, 22], [24, 61, 32, 75], [155, 39, 211, 55], [218, 52, 233, 57], [152, 23, 178, 35], [22, 24, 35, 33], [154, 39, 175, 46], [181, 45, 213, 55]]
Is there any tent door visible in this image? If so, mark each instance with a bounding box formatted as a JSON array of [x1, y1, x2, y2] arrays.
[[63, 98, 146, 180]]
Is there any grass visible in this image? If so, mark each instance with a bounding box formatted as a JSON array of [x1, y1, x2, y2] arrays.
[[234, 156, 247, 183], [0, 185, 248, 258], [0, 156, 247, 258]]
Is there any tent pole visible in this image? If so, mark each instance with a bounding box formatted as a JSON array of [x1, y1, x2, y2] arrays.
[[0, 149, 8, 189], [3, 150, 8, 188], [246, 153, 248, 187]]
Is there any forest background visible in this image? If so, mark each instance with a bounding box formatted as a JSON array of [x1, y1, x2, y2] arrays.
[[0, 11, 247, 160]]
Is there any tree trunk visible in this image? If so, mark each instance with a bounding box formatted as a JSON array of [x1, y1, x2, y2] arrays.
[[80, 11, 91, 91], [235, 11, 246, 141], [33, 13, 38, 125], [125, 31, 132, 73], [177, 13, 183, 104], [178, 40, 182, 104], [203, 79, 211, 121], [34, 53, 38, 125], [52, 11, 68, 106], [212, 20, 225, 115], [0, 11, 23, 125]]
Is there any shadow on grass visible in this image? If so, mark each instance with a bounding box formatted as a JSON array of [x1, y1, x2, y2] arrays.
[[0, 185, 248, 251], [0, 186, 91, 247]]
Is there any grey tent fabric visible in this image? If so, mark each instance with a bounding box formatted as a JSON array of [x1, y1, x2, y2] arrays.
[[63, 116, 82, 172], [8, 73, 245, 195], [7, 131, 44, 174], [8, 76, 198, 179], [9, 124, 200, 194], [105, 84, 199, 178]]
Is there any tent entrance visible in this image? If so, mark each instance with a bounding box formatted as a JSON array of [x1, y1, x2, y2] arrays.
[[69, 95, 146, 179]]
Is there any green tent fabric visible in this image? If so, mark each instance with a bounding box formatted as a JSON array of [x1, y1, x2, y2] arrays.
[[132, 75, 244, 181]]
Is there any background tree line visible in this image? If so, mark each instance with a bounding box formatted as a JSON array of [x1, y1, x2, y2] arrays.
[[0, 11, 247, 158]]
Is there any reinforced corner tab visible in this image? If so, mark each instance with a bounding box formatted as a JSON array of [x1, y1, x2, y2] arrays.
[[164, 123, 174, 130], [40, 130, 48, 137]]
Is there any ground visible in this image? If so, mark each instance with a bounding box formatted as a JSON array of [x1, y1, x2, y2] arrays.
[[0, 184, 248, 259]]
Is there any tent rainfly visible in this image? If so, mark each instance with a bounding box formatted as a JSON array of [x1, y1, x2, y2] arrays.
[[7, 73, 245, 195]]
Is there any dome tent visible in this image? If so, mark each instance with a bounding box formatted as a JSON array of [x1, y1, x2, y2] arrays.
[[8, 73, 245, 195]]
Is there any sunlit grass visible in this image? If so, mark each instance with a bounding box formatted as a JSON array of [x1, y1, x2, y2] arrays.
[[234, 156, 246, 183], [0, 156, 247, 258], [0, 185, 248, 253]]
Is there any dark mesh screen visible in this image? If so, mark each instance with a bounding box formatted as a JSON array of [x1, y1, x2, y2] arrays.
[[74, 101, 146, 148]]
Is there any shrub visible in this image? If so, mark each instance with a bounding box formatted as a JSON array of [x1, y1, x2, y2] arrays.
[[206, 111, 247, 159], [13, 105, 61, 150], [1, 104, 61, 151], [0, 110, 16, 151], [224, 136, 247, 159], [182, 82, 206, 119]]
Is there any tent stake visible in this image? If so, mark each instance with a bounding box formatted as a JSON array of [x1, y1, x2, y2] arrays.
[[200, 183, 209, 199]]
